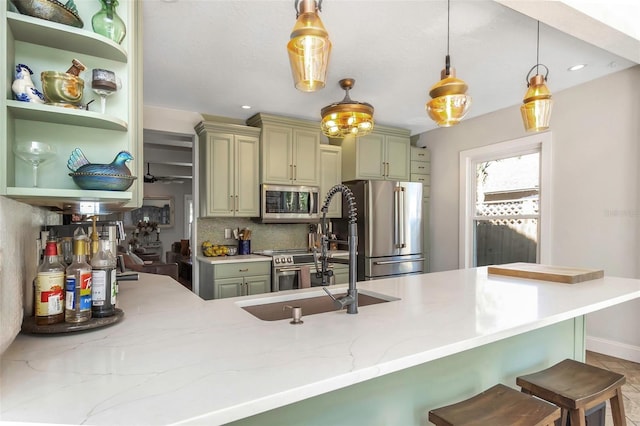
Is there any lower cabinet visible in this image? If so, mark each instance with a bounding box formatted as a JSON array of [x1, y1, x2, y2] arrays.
[[332, 263, 349, 285], [199, 260, 271, 300]]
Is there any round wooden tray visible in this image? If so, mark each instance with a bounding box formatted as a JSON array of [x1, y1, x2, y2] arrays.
[[21, 308, 124, 334]]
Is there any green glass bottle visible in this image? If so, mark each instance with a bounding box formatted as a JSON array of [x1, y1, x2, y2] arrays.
[[91, 0, 126, 45]]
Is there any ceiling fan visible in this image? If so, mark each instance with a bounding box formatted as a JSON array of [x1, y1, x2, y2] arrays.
[[144, 162, 186, 184], [144, 163, 158, 183]]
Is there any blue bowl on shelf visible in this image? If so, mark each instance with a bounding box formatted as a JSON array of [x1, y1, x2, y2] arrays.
[[69, 172, 136, 191]]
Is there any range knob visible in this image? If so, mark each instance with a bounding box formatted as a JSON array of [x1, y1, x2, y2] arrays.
[[286, 256, 293, 263], [274, 258, 281, 264]]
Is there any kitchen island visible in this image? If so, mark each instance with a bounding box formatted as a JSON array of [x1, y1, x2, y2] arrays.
[[1, 268, 639, 425]]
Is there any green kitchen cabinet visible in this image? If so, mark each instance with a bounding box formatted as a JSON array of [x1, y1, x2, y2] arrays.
[[332, 263, 349, 285], [199, 260, 271, 300], [337, 125, 411, 182], [214, 275, 271, 299], [410, 147, 431, 272], [247, 113, 320, 186], [319, 144, 342, 218], [1, 2, 143, 210], [196, 121, 261, 218]]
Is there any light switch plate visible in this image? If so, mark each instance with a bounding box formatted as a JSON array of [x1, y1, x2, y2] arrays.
[[224, 228, 232, 239]]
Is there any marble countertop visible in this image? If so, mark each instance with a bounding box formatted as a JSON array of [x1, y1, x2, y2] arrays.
[[196, 254, 270, 264], [2, 268, 640, 425]]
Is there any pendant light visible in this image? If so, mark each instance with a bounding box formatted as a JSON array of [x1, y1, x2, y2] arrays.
[[521, 21, 553, 132], [426, 0, 471, 127], [320, 78, 374, 138], [287, 0, 331, 92]]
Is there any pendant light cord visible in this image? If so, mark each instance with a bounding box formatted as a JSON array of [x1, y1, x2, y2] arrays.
[[536, 20, 540, 75], [445, 0, 451, 75]]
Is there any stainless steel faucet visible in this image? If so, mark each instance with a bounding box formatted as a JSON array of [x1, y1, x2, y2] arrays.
[[319, 184, 358, 314]]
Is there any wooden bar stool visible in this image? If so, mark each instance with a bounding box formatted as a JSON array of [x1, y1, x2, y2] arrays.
[[428, 383, 561, 425], [516, 358, 627, 426]]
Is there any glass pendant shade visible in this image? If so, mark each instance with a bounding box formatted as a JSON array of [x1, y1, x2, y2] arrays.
[[521, 73, 553, 132], [426, 67, 472, 127], [321, 78, 374, 138], [287, 0, 331, 92]]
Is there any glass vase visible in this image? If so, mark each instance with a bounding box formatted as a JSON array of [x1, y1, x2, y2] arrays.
[[92, 0, 126, 44]]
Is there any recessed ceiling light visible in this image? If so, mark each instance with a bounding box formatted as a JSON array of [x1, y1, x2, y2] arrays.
[[568, 64, 586, 71], [241, 105, 251, 110]]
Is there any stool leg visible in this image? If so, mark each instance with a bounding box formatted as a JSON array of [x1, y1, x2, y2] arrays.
[[560, 408, 568, 426], [610, 387, 627, 426], [569, 408, 586, 426]]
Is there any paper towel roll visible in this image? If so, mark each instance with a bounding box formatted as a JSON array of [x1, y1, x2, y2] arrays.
[[300, 265, 311, 288]]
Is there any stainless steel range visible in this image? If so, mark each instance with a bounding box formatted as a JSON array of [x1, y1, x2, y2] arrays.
[[257, 249, 347, 292]]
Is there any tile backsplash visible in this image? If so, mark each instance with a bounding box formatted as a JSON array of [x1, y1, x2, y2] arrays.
[[197, 217, 312, 253], [0, 196, 61, 354]]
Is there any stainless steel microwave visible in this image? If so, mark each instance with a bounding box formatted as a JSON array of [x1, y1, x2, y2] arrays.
[[260, 184, 320, 223]]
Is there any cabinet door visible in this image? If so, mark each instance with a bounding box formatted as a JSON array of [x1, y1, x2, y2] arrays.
[[292, 129, 320, 185], [423, 198, 430, 273], [333, 265, 349, 285], [319, 145, 342, 218], [235, 135, 260, 216], [356, 133, 385, 179], [215, 277, 244, 299], [262, 125, 293, 184], [203, 133, 235, 217], [244, 275, 272, 296], [385, 136, 410, 180]]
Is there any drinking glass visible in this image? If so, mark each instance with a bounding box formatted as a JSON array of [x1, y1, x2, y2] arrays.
[[13, 141, 56, 187], [91, 69, 122, 114]]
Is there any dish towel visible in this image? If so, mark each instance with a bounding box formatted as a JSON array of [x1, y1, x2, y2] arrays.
[[300, 265, 311, 288]]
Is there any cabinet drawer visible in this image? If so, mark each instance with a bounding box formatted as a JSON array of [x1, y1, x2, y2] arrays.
[[410, 161, 430, 174], [411, 173, 431, 186], [214, 261, 271, 279], [410, 147, 431, 161]]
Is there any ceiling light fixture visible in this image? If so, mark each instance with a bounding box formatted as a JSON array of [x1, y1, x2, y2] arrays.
[[426, 0, 471, 127], [320, 78, 374, 138], [568, 64, 586, 71], [287, 0, 331, 92], [521, 21, 553, 132]]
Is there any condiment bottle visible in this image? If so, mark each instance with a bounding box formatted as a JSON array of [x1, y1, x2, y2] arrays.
[[91, 238, 117, 317], [34, 240, 65, 325], [65, 237, 92, 323]]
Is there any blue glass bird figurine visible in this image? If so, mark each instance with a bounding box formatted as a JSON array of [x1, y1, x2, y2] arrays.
[[12, 64, 45, 104], [67, 149, 137, 191]]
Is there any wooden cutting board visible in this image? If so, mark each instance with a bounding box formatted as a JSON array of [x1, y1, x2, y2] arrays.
[[487, 263, 604, 284]]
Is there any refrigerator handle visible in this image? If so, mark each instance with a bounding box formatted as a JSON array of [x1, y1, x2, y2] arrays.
[[398, 186, 406, 248]]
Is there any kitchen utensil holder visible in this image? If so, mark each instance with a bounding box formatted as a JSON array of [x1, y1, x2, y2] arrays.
[[238, 240, 251, 255]]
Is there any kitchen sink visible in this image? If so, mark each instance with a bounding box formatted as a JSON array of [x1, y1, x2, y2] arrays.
[[238, 289, 399, 321]]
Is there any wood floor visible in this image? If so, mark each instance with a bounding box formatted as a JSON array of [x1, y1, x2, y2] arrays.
[[586, 351, 640, 425]]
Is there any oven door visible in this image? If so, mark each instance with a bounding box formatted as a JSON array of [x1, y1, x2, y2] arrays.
[[273, 266, 301, 292]]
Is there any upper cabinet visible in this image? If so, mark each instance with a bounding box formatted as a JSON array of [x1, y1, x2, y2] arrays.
[[319, 144, 342, 218], [247, 113, 320, 186], [336, 124, 410, 182], [1, 1, 143, 211], [196, 121, 261, 218]]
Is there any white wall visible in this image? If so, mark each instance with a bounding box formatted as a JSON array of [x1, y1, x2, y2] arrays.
[[415, 66, 640, 361]]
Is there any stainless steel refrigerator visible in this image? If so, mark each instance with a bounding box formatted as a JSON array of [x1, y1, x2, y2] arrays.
[[335, 180, 424, 281]]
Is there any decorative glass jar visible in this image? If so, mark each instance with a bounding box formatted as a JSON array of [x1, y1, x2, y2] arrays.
[[91, 0, 126, 44]]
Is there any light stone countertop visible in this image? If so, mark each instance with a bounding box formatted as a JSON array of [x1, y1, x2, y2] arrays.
[[196, 254, 271, 264], [2, 268, 640, 425]]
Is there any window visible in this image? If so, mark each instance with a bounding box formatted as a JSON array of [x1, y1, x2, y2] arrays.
[[460, 133, 552, 268]]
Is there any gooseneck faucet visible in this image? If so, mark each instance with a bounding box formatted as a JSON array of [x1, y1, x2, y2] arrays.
[[319, 184, 358, 314]]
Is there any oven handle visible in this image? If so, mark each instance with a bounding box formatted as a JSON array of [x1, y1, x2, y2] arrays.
[[276, 267, 302, 272]]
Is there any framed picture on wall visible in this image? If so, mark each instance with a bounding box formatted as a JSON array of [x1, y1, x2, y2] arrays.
[[123, 196, 174, 228]]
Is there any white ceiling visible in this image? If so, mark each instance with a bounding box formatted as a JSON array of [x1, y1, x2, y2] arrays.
[[142, 1, 639, 137]]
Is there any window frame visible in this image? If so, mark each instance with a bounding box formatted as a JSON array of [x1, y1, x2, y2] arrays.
[[459, 133, 553, 269]]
